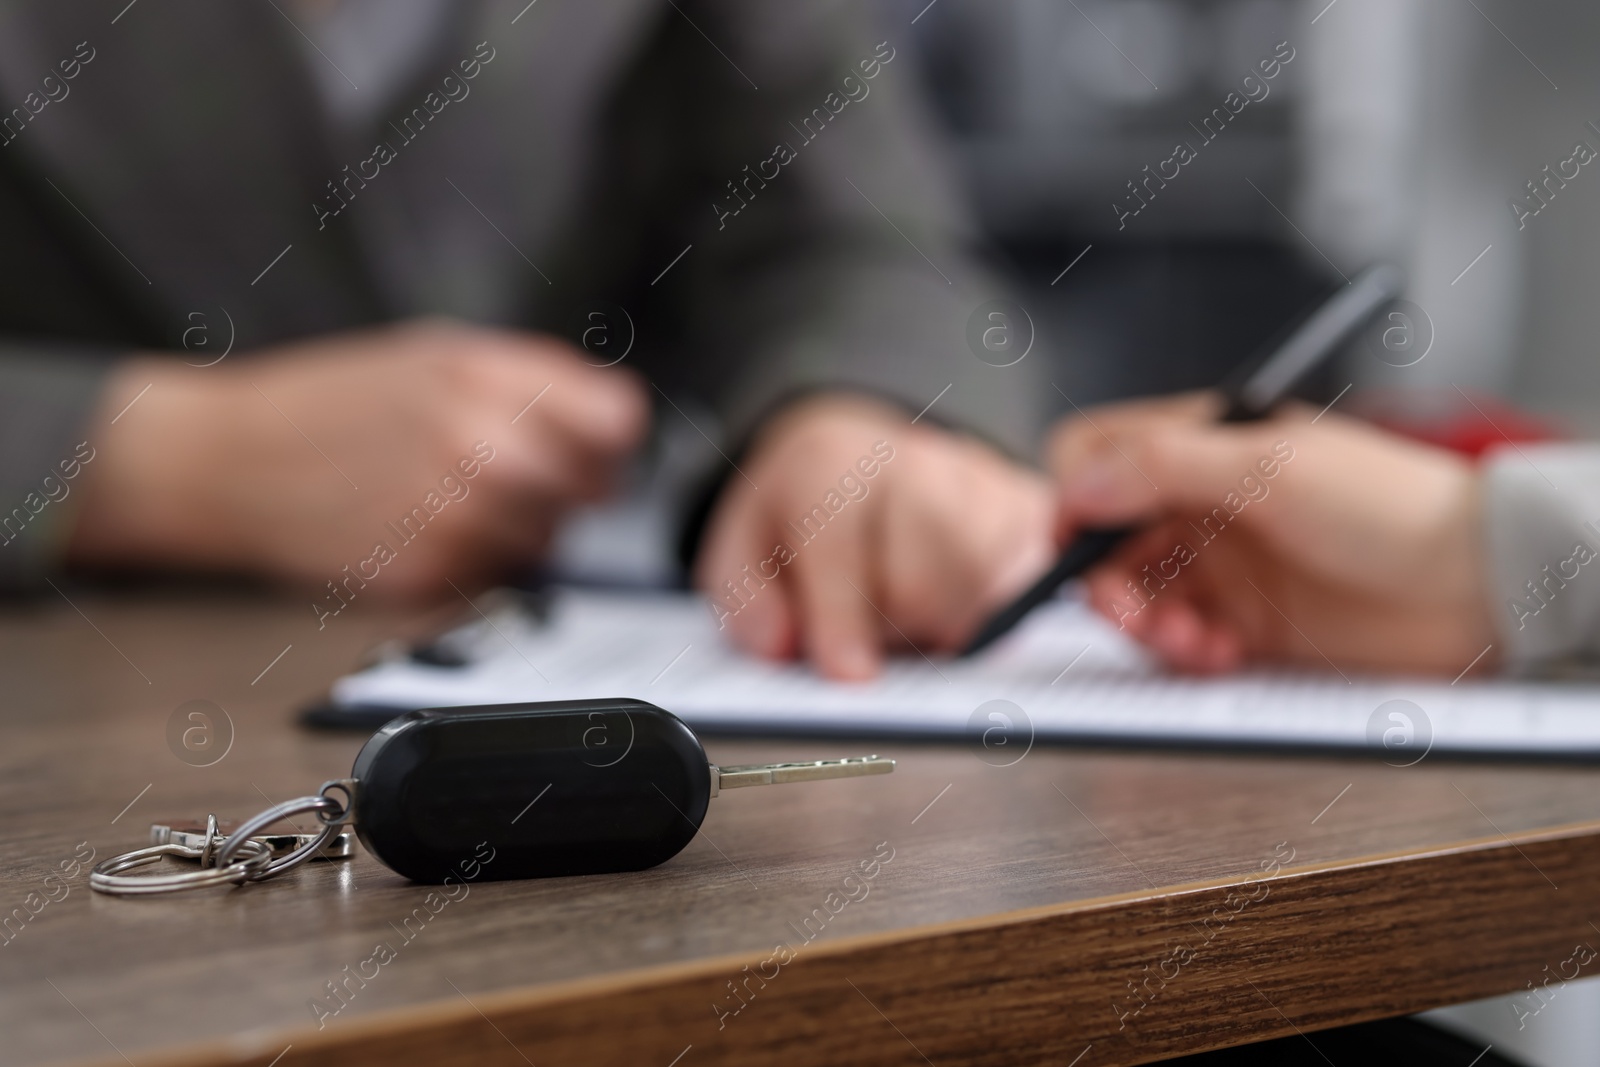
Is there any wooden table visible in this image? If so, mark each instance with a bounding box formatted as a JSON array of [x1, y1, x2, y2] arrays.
[[4, 592, 1600, 1067]]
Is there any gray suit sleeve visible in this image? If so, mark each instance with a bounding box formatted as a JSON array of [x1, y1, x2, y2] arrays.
[[1482, 444, 1600, 670], [585, 0, 1050, 460], [690, 5, 1048, 457], [0, 347, 110, 591]]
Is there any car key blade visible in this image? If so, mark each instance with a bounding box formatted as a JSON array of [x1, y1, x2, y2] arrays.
[[712, 756, 894, 794]]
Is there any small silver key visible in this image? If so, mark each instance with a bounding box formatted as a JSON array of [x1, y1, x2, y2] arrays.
[[708, 755, 894, 797], [150, 815, 356, 861]]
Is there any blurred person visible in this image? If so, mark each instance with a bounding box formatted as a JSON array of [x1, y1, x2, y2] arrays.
[[0, 0, 1055, 679], [1048, 391, 1600, 677]]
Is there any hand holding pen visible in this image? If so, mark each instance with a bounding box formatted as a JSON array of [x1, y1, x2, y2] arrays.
[[962, 264, 1407, 657]]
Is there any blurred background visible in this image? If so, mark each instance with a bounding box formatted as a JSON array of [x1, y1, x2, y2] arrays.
[[883, 0, 1600, 433]]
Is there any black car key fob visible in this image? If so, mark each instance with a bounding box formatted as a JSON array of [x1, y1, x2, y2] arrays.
[[351, 698, 893, 883]]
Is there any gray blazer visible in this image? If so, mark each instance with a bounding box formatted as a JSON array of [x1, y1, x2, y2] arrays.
[[0, 0, 1047, 588]]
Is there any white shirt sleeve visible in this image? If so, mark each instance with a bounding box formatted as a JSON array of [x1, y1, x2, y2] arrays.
[[1482, 444, 1600, 670]]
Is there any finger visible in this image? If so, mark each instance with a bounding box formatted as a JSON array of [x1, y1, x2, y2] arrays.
[[1056, 422, 1295, 533], [1083, 555, 1244, 673], [693, 487, 800, 661], [1146, 600, 1213, 671], [879, 438, 1056, 651], [471, 498, 558, 561], [1083, 565, 1158, 639], [1102, 523, 1273, 673], [490, 340, 649, 455], [1078, 519, 1207, 635], [538, 366, 649, 454], [1046, 391, 1218, 481], [1198, 623, 1245, 674], [1145, 600, 1250, 675], [491, 409, 635, 504], [785, 504, 882, 680], [731, 560, 800, 661], [969, 465, 1058, 613]]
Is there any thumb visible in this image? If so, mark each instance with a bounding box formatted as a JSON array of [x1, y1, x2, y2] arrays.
[[534, 360, 650, 455]]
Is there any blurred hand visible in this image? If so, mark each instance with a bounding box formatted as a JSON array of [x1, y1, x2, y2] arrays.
[[70, 319, 648, 597], [1047, 392, 1496, 676], [696, 394, 1055, 680]]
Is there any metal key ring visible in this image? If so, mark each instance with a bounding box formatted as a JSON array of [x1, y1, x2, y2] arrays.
[[90, 839, 274, 896], [215, 784, 352, 879]]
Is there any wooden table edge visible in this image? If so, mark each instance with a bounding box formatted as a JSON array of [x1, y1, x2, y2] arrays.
[[56, 815, 1600, 1067]]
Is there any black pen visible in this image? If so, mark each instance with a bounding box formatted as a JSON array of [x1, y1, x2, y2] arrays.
[[960, 263, 1406, 656]]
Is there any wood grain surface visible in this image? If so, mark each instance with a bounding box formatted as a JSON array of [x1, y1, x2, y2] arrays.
[[3, 592, 1600, 1067]]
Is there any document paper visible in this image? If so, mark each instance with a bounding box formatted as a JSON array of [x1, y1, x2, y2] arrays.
[[330, 589, 1600, 757]]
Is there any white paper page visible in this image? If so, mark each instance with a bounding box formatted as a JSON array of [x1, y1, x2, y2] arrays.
[[330, 589, 1600, 757]]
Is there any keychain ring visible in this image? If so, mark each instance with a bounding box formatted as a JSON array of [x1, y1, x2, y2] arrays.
[[90, 839, 274, 896], [215, 793, 345, 879], [315, 779, 358, 827]]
